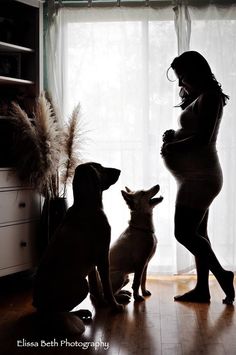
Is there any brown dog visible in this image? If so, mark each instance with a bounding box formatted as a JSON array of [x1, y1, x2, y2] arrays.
[[109, 185, 163, 302], [33, 162, 123, 333]]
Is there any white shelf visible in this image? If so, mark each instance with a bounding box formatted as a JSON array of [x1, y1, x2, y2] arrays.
[[0, 76, 34, 85], [0, 41, 34, 53]]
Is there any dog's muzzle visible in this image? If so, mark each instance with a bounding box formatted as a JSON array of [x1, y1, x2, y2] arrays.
[[102, 168, 121, 190]]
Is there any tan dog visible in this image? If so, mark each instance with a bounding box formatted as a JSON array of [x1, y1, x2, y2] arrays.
[[109, 185, 163, 302], [33, 162, 123, 334]]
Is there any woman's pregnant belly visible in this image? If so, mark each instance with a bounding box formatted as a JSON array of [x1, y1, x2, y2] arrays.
[[163, 146, 222, 181]]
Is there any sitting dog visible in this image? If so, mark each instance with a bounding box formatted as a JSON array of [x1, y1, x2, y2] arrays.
[[109, 185, 163, 302], [33, 162, 123, 334]]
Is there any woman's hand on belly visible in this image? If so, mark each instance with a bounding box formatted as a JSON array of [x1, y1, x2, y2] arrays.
[[162, 129, 176, 143], [161, 130, 177, 157]]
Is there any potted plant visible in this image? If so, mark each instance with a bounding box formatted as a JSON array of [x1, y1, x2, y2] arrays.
[[11, 92, 84, 245]]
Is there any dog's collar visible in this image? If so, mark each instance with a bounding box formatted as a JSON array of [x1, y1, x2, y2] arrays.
[[129, 223, 155, 234]]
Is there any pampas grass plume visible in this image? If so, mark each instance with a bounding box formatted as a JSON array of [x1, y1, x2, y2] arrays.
[[61, 103, 82, 197], [11, 102, 41, 186], [11, 94, 85, 199], [34, 92, 62, 197]]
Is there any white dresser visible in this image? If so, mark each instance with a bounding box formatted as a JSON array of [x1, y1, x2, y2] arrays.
[[0, 168, 41, 277]]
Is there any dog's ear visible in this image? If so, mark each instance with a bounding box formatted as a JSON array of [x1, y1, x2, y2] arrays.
[[73, 163, 100, 205], [121, 190, 134, 210], [125, 186, 132, 193]]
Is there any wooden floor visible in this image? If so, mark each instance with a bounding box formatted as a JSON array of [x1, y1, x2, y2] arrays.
[[0, 272, 236, 355]]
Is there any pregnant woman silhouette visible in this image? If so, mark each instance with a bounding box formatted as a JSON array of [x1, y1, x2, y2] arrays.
[[161, 51, 234, 304]]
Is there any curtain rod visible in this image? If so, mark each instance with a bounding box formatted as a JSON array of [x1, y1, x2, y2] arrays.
[[46, 0, 236, 22], [51, 0, 236, 8], [53, 0, 174, 7]]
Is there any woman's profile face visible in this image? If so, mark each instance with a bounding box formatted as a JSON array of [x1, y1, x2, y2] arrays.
[[174, 69, 197, 96]]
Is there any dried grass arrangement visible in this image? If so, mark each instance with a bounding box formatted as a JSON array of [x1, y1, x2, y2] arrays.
[[11, 92, 84, 199]]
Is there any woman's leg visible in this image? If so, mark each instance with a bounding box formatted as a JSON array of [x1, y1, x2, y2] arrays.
[[195, 209, 210, 294], [174, 204, 235, 303], [197, 209, 235, 304], [174, 204, 211, 302]]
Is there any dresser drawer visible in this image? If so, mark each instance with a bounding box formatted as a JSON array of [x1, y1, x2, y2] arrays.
[[0, 222, 39, 271], [0, 190, 41, 224], [0, 170, 23, 188]]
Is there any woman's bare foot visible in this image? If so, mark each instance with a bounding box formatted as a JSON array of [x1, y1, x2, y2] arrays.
[[219, 271, 235, 305], [174, 288, 210, 303]]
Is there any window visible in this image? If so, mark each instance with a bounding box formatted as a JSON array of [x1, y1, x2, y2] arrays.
[[45, 4, 236, 273]]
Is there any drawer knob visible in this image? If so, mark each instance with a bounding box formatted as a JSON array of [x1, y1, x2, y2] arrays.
[[19, 202, 26, 208], [20, 241, 27, 247]]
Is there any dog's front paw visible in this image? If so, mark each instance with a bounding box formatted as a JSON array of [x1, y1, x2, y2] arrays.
[[115, 292, 131, 304], [134, 294, 145, 302], [142, 290, 151, 297], [119, 290, 132, 297]]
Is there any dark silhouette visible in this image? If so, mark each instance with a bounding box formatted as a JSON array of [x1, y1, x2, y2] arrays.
[[161, 51, 234, 304], [33, 162, 123, 335]]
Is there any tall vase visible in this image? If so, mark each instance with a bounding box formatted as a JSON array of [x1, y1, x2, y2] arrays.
[[39, 197, 68, 257]]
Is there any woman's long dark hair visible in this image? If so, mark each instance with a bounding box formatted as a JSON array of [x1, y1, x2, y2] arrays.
[[169, 51, 229, 109]]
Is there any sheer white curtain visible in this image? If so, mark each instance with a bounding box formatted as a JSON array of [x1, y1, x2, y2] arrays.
[[45, 4, 236, 274]]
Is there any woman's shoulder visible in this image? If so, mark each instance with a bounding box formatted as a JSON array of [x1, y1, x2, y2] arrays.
[[197, 89, 223, 110], [199, 89, 223, 102], [199, 88, 222, 101], [186, 90, 220, 109]]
